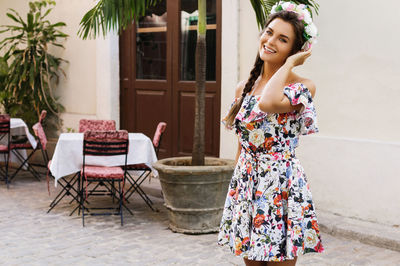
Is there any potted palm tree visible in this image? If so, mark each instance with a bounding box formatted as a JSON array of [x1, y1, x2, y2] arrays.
[[150, 0, 236, 234], [79, 0, 319, 234]]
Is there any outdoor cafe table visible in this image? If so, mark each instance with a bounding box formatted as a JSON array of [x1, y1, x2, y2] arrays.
[[0, 118, 38, 165], [49, 132, 158, 186]]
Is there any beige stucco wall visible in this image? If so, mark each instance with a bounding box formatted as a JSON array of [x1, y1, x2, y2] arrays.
[[221, 0, 400, 225], [0, 0, 120, 131], [220, 0, 240, 160]]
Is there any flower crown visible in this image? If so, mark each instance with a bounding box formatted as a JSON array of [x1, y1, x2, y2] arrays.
[[270, 1, 318, 51]]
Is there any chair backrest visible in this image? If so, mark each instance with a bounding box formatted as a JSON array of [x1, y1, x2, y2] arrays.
[[39, 110, 47, 123], [0, 114, 10, 134], [152, 122, 167, 155], [32, 110, 48, 150], [83, 130, 129, 157], [79, 119, 116, 133], [0, 114, 11, 145]]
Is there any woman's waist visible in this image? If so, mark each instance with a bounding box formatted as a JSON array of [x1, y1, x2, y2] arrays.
[[240, 146, 296, 160]]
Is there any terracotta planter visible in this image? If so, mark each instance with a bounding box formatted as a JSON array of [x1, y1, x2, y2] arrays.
[[153, 156, 235, 234]]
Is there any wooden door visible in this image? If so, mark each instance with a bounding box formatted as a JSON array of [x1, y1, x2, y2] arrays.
[[119, 0, 221, 159]]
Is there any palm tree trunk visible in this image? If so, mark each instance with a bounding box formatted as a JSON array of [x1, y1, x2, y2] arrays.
[[192, 0, 206, 166]]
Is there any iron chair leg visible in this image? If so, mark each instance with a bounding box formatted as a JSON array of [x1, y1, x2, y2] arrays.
[[125, 170, 156, 211], [10, 149, 42, 181]]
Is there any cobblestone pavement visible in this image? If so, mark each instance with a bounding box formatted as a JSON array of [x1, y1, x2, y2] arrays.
[[0, 176, 400, 266]]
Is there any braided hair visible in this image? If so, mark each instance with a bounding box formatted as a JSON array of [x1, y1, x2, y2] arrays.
[[223, 54, 263, 127], [223, 11, 306, 129]]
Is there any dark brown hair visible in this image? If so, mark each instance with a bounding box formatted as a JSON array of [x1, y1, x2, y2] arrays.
[[224, 11, 306, 128]]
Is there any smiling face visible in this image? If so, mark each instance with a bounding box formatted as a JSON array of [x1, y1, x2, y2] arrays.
[[259, 18, 297, 64]]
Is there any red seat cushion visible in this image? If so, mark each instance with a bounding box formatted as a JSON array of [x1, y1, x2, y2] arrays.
[[82, 165, 124, 179], [11, 143, 32, 149], [125, 163, 151, 170], [0, 144, 9, 152]]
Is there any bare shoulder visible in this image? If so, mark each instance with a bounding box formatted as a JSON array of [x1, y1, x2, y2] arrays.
[[235, 79, 247, 99], [299, 78, 316, 98]]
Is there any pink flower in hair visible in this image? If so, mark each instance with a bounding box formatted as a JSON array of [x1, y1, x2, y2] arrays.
[[302, 42, 312, 51], [287, 3, 295, 11]]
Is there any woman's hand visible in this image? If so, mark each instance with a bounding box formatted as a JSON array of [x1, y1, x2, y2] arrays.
[[285, 48, 312, 68]]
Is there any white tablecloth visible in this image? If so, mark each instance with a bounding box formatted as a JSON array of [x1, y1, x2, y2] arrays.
[[49, 133, 158, 185]]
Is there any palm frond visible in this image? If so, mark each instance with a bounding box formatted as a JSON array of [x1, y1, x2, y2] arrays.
[[78, 0, 162, 40], [250, 0, 267, 30]]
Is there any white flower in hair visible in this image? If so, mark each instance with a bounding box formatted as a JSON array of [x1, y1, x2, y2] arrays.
[[281, 2, 291, 10], [305, 23, 317, 37], [297, 4, 306, 9], [302, 9, 312, 24]]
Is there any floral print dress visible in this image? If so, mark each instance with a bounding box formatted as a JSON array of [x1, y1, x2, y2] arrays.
[[217, 81, 325, 261]]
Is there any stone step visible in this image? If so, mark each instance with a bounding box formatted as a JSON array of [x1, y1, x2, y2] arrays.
[[317, 209, 400, 253]]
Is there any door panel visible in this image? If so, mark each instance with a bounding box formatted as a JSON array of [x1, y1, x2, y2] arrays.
[[135, 89, 168, 134], [119, 27, 134, 133]]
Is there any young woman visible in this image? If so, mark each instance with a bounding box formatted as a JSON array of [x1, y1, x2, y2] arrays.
[[218, 2, 324, 265]]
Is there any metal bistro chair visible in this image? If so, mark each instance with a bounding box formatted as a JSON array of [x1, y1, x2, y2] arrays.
[[78, 119, 117, 203], [10, 110, 49, 182], [80, 130, 129, 226], [124, 122, 167, 211], [0, 114, 11, 187], [47, 118, 117, 214], [79, 119, 116, 133]]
